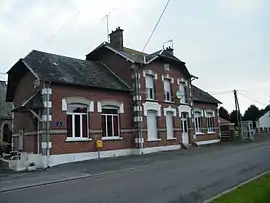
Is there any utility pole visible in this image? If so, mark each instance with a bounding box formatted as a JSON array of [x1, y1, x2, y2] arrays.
[[233, 89, 242, 137]]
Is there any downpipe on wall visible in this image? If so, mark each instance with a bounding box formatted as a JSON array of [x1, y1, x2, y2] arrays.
[[134, 64, 144, 155]]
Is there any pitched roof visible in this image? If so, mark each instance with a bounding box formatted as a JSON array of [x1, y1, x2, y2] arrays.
[[87, 42, 191, 77], [192, 85, 222, 104], [0, 81, 12, 118], [87, 42, 184, 63], [20, 50, 131, 91]]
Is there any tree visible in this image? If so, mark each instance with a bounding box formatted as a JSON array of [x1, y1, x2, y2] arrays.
[[230, 110, 243, 126], [259, 105, 270, 118], [243, 105, 261, 127], [219, 106, 230, 121]]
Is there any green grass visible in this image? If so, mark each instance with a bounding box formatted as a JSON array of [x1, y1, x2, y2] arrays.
[[212, 173, 270, 203]]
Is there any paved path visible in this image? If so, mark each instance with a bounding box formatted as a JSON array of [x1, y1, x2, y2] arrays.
[[0, 138, 270, 203]]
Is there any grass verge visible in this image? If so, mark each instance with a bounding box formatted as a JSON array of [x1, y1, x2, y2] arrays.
[[212, 173, 270, 203]]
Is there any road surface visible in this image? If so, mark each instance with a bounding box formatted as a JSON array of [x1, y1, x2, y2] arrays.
[[1, 139, 270, 203]]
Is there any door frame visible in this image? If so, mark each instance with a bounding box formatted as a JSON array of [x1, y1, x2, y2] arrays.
[[181, 112, 189, 144]]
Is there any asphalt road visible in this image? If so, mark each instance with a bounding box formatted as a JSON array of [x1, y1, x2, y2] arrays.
[[1, 139, 270, 203]]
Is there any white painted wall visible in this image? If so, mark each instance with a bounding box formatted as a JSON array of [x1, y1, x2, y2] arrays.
[[256, 111, 270, 128]]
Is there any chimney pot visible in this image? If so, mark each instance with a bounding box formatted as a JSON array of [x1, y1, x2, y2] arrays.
[[165, 46, 174, 55]]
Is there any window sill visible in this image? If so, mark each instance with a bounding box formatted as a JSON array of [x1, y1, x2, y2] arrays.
[[147, 138, 162, 142], [164, 101, 175, 104], [207, 132, 216, 134], [179, 102, 189, 105], [146, 99, 158, 102], [66, 137, 92, 142], [167, 137, 177, 140], [101, 137, 123, 141], [196, 133, 204, 135]]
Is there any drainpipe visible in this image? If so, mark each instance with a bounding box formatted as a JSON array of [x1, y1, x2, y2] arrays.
[[37, 118, 40, 154], [134, 64, 143, 155], [42, 81, 51, 168], [45, 81, 51, 167], [189, 76, 198, 142], [217, 103, 222, 138]]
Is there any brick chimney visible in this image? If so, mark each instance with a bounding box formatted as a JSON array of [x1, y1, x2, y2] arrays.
[[109, 27, 124, 50]]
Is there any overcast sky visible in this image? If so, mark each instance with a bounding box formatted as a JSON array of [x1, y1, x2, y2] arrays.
[[0, 0, 269, 113]]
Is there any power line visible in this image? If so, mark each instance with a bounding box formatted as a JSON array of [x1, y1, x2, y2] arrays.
[[39, 10, 82, 49], [141, 0, 171, 52], [207, 90, 233, 96], [207, 80, 270, 93], [237, 91, 266, 106]]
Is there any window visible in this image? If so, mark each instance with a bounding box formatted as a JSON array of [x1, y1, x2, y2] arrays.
[[164, 63, 170, 71], [206, 112, 214, 132], [166, 112, 174, 139], [179, 82, 186, 103], [194, 111, 202, 134], [147, 110, 158, 140], [164, 78, 172, 102], [67, 104, 88, 139], [102, 106, 120, 137], [146, 75, 155, 100]]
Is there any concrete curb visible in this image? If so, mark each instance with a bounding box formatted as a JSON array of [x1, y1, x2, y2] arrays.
[[203, 170, 270, 203]]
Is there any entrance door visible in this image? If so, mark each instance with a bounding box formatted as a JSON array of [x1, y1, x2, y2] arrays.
[[181, 113, 189, 144]]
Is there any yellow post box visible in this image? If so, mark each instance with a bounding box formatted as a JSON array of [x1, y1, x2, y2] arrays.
[[96, 140, 103, 149]]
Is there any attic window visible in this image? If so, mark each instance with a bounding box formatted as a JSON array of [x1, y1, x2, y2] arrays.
[[164, 64, 170, 71]]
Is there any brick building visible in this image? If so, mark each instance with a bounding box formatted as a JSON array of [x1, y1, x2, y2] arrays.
[[6, 27, 221, 168]]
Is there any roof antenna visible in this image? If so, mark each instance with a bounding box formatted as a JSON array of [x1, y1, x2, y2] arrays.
[[163, 39, 173, 50], [102, 8, 116, 42]]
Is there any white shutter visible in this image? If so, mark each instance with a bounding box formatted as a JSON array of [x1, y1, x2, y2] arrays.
[[147, 111, 157, 140], [166, 112, 174, 139], [164, 79, 171, 92], [146, 75, 154, 88]]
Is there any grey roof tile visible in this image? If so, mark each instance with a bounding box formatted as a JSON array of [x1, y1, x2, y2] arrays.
[[192, 85, 221, 104], [23, 50, 131, 92]]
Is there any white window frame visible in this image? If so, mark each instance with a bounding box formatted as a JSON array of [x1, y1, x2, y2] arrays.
[[206, 112, 215, 133], [194, 111, 202, 134], [101, 106, 122, 140], [145, 75, 155, 100], [179, 82, 186, 104], [146, 110, 160, 141], [166, 111, 175, 140], [164, 78, 172, 102], [66, 103, 89, 141]]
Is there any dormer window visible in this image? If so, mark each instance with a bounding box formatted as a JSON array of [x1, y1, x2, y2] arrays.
[[146, 75, 155, 100], [164, 78, 172, 102], [164, 63, 170, 71]]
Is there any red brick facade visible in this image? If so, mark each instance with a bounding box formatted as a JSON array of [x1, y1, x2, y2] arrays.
[[11, 58, 220, 156], [8, 35, 221, 167], [50, 84, 134, 155], [138, 61, 193, 148], [193, 102, 220, 141]]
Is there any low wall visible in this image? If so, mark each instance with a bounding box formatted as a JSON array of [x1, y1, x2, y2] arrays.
[[1, 153, 47, 171]]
